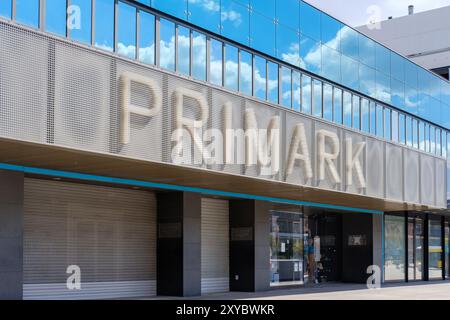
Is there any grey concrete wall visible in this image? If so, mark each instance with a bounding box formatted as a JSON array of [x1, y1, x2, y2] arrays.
[[0, 170, 24, 300], [254, 201, 270, 292]]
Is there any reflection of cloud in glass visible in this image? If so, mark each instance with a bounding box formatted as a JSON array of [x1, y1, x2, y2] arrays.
[[139, 44, 155, 65], [117, 43, 136, 59], [281, 43, 300, 66], [190, 0, 220, 12], [221, 10, 242, 27], [160, 35, 175, 70]]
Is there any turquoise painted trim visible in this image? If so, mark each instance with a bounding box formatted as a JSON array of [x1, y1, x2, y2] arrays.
[[0, 162, 384, 215]]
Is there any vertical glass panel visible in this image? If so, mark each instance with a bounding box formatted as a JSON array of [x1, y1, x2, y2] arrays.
[[251, 0, 275, 18], [361, 99, 370, 133], [384, 108, 391, 141], [359, 63, 376, 98], [209, 39, 223, 86], [333, 88, 343, 125], [159, 18, 176, 71], [267, 61, 279, 104], [254, 56, 266, 100], [424, 123, 430, 152], [384, 215, 406, 282], [117, 2, 136, 59], [270, 209, 304, 287], [405, 86, 418, 115], [321, 13, 341, 51], [313, 80, 322, 118], [153, 0, 187, 20], [276, 24, 300, 66], [340, 26, 359, 61], [192, 32, 206, 81], [300, 1, 320, 41], [343, 91, 352, 128], [442, 133, 447, 158], [341, 55, 359, 90], [419, 122, 426, 151], [177, 26, 190, 76], [352, 95, 360, 130], [323, 84, 333, 121], [70, 0, 92, 45], [376, 104, 384, 138], [412, 119, 418, 149], [94, 0, 114, 51], [369, 102, 376, 135], [406, 116, 412, 147], [430, 126, 436, 154], [322, 46, 341, 83], [0, 0, 12, 19], [391, 111, 398, 143], [375, 43, 390, 76], [359, 34, 375, 68], [436, 129, 442, 156], [293, 71, 301, 112], [45, 0, 66, 36], [239, 50, 253, 95], [300, 34, 321, 74], [429, 219, 443, 279], [139, 11, 155, 65], [446, 222, 450, 279], [376, 71, 391, 104], [399, 114, 406, 145], [408, 217, 424, 281], [16, 0, 39, 27], [281, 67, 292, 109], [276, 0, 299, 31], [391, 52, 405, 82], [188, 0, 220, 33], [221, 0, 250, 46], [405, 60, 418, 89], [301, 75, 312, 114], [251, 12, 275, 56], [225, 44, 238, 91], [391, 78, 405, 109]]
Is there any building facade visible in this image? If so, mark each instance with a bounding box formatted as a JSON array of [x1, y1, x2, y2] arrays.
[[0, 0, 448, 299]]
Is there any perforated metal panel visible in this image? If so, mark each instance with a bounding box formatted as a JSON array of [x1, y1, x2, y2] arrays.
[[386, 144, 403, 201], [404, 149, 420, 204], [421, 154, 436, 206], [23, 178, 157, 300], [201, 198, 229, 294], [366, 138, 384, 199]]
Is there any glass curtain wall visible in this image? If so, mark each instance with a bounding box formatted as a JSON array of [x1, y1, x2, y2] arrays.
[[408, 217, 424, 281], [384, 215, 406, 281], [446, 220, 450, 279], [428, 219, 443, 279]]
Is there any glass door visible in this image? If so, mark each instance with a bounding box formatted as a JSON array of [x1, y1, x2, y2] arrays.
[[428, 218, 443, 280], [407, 217, 424, 281], [384, 215, 406, 282], [445, 221, 449, 279]]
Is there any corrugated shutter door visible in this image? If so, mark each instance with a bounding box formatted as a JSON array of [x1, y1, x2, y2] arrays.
[[201, 198, 229, 294], [23, 178, 156, 300]]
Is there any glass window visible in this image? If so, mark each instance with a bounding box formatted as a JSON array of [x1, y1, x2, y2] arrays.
[[301, 75, 312, 114], [94, 0, 114, 51], [359, 34, 375, 68], [399, 114, 406, 145], [333, 88, 343, 125], [313, 80, 322, 118], [45, 0, 66, 36], [267, 61, 279, 104], [408, 217, 424, 281], [361, 99, 370, 133], [424, 123, 430, 152], [117, 2, 136, 59], [70, 0, 92, 45], [385, 215, 406, 282], [276, 24, 300, 66], [300, 1, 320, 41], [276, 0, 299, 31], [209, 39, 223, 86], [139, 11, 155, 65], [251, 12, 275, 56], [436, 129, 442, 156], [446, 221, 450, 279], [251, 0, 275, 18], [0, 0, 12, 19], [177, 26, 190, 76], [405, 60, 418, 89], [369, 102, 376, 135], [406, 116, 413, 147], [153, 0, 187, 20], [188, 0, 220, 33], [376, 71, 391, 104], [375, 43, 390, 76], [430, 126, 436, 154], [419, 122, 426, 151], [254, 55, 266, 100], [239, 50, 253, 96], [225, 44, 238, 91], [352, 95, 360, 130], [429, 219, 443, 280], [391, 78, 405, 109], [341, 26, 359, 61], [16, 0, 39, 27], [159, 18, 176, 71], [300, 34, 321, 74], [359, 63, 376, 98], [343, 91, 352, 128], [412, 119, 418, 149], [321, 13, 341, 52], [341, 55, 358, 90], [192, 32, 206, 81], [281, 67, 292, 109], [391, 52, 405, 82], [443, 133, 447, 158], [221, 0, 250, 46], [323, 84, 333, 121], [376, 104, 384, 138], [391, 111, 398, 143], [293, 71, 301, 112], [405, 86, 418, 115], [384, 108, 391, 141]]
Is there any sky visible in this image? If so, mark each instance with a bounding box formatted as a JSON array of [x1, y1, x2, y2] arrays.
[[305, 0, 450, 27]]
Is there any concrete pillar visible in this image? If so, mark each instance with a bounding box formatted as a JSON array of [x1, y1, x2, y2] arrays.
[[0, 171, 24, 300], [229, 200, 270, 292], [156, 192, 201, 297]]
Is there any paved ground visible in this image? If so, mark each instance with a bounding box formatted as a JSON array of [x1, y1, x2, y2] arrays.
[[184, 282, 450, 300]]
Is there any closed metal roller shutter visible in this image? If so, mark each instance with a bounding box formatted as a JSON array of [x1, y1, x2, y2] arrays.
[[23, 178, 157, 300], [201, 198, 229, 294]]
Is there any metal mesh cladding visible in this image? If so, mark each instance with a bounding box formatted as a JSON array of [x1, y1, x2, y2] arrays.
[[0, 20, 447, 208]]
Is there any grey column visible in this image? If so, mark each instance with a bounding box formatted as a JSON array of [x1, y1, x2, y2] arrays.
[[373, 214, 384, 283], [0, 171, 24, 300]]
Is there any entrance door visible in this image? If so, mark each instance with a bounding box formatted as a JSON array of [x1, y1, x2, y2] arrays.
[[407, 217, 424, 281]]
